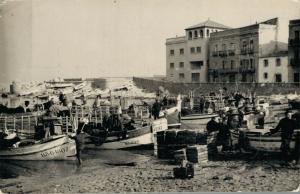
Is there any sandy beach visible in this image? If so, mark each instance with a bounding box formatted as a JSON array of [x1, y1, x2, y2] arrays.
[[0, 148, 299, 193]]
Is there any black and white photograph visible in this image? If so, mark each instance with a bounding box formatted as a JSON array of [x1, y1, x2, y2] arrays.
[[0, 0, 299, 193]]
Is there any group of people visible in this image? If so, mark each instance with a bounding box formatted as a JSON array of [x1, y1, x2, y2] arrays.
[[206, 109, 300, 165]]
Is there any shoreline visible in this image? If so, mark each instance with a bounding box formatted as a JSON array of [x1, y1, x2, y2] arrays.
[[0, 150, 299, 193]]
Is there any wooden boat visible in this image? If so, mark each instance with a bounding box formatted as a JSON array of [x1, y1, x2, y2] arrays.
[[180, 113, 219, 129], [231, 128, 300, 152], [0, 135, 77, 160], [86, 118, 168, 149]]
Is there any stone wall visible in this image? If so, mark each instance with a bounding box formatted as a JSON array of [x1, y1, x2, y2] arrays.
[[133, 77, 300, 96]]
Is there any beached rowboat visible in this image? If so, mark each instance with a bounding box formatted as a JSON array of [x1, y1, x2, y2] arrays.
[[0, 135, 76, 160], [87, 118, 168, 149], [231, 128, 300, 152], [180, 113, 219, 129]]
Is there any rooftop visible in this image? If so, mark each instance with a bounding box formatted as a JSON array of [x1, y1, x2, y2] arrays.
[[185, 19, 231, 30], [210, 18, 278, 38]]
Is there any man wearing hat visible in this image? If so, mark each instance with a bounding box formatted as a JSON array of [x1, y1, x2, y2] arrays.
[[270, 110, 297, 162]]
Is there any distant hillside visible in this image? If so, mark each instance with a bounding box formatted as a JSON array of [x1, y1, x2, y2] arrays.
[[260, 41, 288, 57]]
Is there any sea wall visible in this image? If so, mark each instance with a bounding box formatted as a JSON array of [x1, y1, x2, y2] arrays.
[[133, 77, 300, 95]]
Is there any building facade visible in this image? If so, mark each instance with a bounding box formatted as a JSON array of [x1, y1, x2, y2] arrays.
[[258, 51, 288, 83], [166, 20, 230, 83], [288, 19, 300, 83], [208, 18, 278, 83]]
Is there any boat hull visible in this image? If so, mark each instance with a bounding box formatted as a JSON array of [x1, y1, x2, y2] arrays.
[[181, 113, 219, 128], [231, 129, 298, 152], [88, 118, 168, 150], [0, 135, 77, 160]]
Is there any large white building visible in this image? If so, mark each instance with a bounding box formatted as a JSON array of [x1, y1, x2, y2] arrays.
[[258, 50, 288, 83], [166, 20, 230, 83]]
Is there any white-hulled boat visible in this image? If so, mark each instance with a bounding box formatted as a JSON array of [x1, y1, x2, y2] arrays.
[[231, 128, 300, 152], [87, 118, 168, 150], [181, 113, 219, 127], [0, 135, 77, 160]]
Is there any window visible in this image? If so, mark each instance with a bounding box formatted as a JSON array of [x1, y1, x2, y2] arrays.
[[242, 40, 247, 53], [249, 40, 254, 51], [264, 59, 268, 67], [276, 58, 281, 66], [191, 61, 203, 69], [214, 44, 218, 52], [188, 31, 193, 40], [196, 47, 201, 53], [245, 59, 249, 68], [230, 43, 235, 50], [191, 73, 200, 82], [295, 31, 299, 40], [222, 44, 227, 51], [229, 75, 235, 82], [170, 63, 174, 69], [275, 74, 282, 83], [200, 30, 203, 38], [170, 50, 174, 55], [264, 73, 268, 79], [250, 59, 254, 68], [180, 48, 184, 55], [179, 62, 184, 68], [190, 47, 195, 54], [179, 73, 185, 79], [170, 73, 174, 78], [294, 73, 300, 82], [241, 74, 247, 82], [194, 30, 198, 39], [206, 29, 210, 37], [222, 61, 226, 69], [230, 60, 235, 69]]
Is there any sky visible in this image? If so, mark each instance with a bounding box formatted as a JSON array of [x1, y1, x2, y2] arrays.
[[0, 0, 299, 87]]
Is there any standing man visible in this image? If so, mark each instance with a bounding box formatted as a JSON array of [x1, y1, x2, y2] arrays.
[[270, 110, 297, 163], [206, 117, 219, 134], [152, 99, 161, 120]]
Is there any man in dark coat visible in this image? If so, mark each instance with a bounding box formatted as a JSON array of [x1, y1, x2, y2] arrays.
[[270, 110, 297, 162], [206, 117, 219, 134], [217, 118, 231, 151], [74, 128, 87, 165], [152, 99, 161, 120]]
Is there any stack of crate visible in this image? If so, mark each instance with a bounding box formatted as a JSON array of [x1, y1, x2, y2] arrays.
[[173, 149, 186, 164], [186, 145, 208, 164]]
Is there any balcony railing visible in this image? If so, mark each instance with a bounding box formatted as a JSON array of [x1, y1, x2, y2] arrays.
[[241, 49, 254, 55], [208, 69, 218, 76], [212, 51, 218, 57], [219, 68, 239, 74], [289, 39, 300, 47], [239, 67, 255, 73], [241, 49, 247, 55], [218, 50, 228, 57], [208, 68, 239, 75], [228, 50, 235, 56], [248, 49, 254, 55]]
